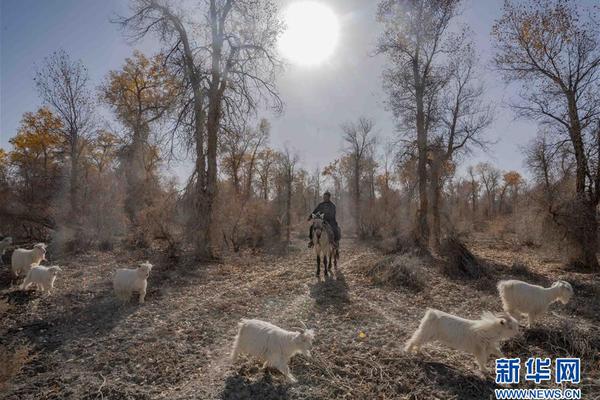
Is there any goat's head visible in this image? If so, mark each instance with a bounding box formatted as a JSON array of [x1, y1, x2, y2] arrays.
[[482, 311, 519, 339], [34, 243, 47, 260], [552, 280, 574, 304], [294, 328, 315, 357], [137, 261, 153, 278]]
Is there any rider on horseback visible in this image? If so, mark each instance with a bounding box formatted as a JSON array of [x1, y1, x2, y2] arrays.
[[308, 191, 341, 248]]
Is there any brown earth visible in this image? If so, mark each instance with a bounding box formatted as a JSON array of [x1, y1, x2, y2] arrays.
[[1, 235, 599, 399]]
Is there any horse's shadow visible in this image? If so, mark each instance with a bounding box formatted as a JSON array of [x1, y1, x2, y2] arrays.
[[308, 268, 350, 309], [220, 373, 291, 400]]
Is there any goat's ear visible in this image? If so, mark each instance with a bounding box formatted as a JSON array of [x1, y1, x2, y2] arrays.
[[481, 311, 494, 320]]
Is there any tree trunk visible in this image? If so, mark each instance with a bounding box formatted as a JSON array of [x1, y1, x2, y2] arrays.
[[415, 85, 429, 248], [570, 195, 599, 269], [354, 158, 361, 237], [69, 134, 80, 224], [430, 162, 442, 252], [286, 174, 292, 245], [565, 94, 598, 269]]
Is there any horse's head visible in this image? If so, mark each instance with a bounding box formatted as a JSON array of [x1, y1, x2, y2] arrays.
[[311, 212, 325, 241]]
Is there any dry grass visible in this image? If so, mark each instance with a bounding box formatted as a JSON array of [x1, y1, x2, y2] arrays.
[[363, 254, 426, 292], [0, 234, 598, 399], [0, 344, 32, 392]]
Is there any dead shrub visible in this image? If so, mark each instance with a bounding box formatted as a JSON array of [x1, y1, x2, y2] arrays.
[[440, 234, 483, 278], [373, 230, 422, 256], [0, 343, 32, 391], [365, 254, 426, 291], [519, 321, 599, 361], [509, 262, 529, 276], [0, 298, 13, 316], [217, 190, 280, 252]]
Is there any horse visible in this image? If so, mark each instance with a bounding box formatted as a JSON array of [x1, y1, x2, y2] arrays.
[[311, 212, 337, 278]]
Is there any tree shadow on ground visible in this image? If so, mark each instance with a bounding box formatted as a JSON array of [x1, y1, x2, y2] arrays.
[[565, 277, 600, 323], [220, 373, 291, 400], [0, 267, 18, 291], [1, 288, 38, 305], [448, 259, 552, 295], [417, 359, 496, 399], [308, 269, 350, 310], [6, 290, 138, 353]]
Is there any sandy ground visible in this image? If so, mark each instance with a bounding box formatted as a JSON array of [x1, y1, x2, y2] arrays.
[[1, 235, 599, 399]]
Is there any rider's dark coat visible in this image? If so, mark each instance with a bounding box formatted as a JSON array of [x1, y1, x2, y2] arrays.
[[310, 200, 341, 242]]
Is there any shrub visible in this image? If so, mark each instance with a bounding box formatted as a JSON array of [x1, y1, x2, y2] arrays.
[[365, 254, 426, 291], [440, 234, 483, 278]]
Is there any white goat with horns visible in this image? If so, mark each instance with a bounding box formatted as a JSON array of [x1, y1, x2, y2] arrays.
[[231, 319, 315, 383], [497, 279, 573, 327], [404, 308, 519, 372]]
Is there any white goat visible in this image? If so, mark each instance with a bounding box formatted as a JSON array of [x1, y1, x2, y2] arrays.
[[231, 319, 315, 383], [497, 279, 573, 327], [21, 265, 62, 294], [11, 243, 47, 278], [0, 236, 12, 265], [404, 308, 519, 372], [113, 261, 153, 304]]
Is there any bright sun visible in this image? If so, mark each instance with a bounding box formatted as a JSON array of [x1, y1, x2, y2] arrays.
[[279, 2, 340, 66]]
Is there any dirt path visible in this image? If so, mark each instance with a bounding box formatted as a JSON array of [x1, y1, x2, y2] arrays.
[[1, 238, 599, 399]]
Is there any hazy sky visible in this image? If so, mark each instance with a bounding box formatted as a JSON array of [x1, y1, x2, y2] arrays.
[[1, 0, 579, 183]]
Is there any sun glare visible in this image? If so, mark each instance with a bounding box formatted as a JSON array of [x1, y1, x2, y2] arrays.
[[278, 2, 340, 66]]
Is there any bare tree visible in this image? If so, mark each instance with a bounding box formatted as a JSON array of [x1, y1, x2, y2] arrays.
[[429, 41, 492, 248], [476, 162, 501, 217], [117, 0, 283, 258], [256, 148, 277, 200], [342, 117, 376, 236], [377, 0, 461, 247], [243, 119, 270, 199], [493, 0, 600, 268], [279, 148, 299, 246], [221, 119, 269, 196], [467, 166, 479, 215], [523, 131, 560, 198], [35, 49, 95, 223]]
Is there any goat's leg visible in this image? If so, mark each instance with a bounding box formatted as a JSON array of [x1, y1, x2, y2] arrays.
[[20, 279, 31, 291], [474, 347, 489, 372], [504, 307, 521, 323], [139, 290, 146, 304], [527, 313, 537, 328], [275, 357, 296, 383]]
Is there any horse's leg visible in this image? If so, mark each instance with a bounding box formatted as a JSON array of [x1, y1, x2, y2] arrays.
[[316, 254, 320, 278], [323, 255, 328, 276], [334, 246, 338, 268]]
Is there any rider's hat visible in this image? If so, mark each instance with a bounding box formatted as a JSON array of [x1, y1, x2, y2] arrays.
[[323, 191, 331, 196]]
